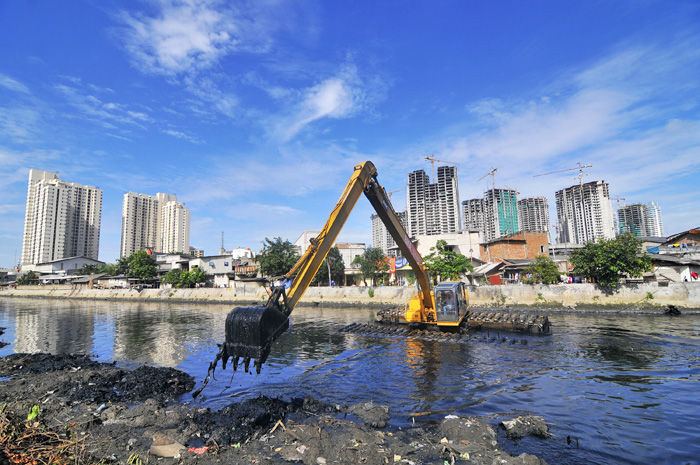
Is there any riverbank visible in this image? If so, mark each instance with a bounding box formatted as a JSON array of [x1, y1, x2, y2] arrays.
[[2, 281, 699, 311], [0, 352, 551, 465]]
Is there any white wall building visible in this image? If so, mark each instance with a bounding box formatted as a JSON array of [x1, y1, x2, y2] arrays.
[[21, 169, 102, 266], [121, 192, 190, 257], [293, 231, 321, 256], [412, 231, 482, 261]]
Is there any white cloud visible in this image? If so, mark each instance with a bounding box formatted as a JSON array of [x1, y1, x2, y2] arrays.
[[0, 74, 31, 94], [53, 82, 152, 129], [272, 62, 383, 142], [118, 0, 272, 77]]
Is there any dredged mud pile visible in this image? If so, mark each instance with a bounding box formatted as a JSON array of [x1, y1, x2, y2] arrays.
[[0, 353, 551, 464]]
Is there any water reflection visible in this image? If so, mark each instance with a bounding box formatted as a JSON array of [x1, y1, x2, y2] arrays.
[[14, 304, 95, 354], [1, 298, 700, 465]]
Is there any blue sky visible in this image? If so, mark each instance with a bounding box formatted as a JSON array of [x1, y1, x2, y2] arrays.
[[1, 0, 699, 268]]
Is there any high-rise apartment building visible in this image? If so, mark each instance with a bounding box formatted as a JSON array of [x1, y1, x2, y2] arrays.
[[406, 166, 460, 238], [644, 201, 664, 237], [518, 197, 550, 232], [555, 180, 615, 244], [371, 210, 407, 257], [462, 198, 485, 234], [618, 202, 664, 237], [121, 192, 190, 257], [483, 188, 519, 242], [21, 169, 102, 266]]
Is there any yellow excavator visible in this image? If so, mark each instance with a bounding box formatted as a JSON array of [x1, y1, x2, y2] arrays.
[[217, 161, 549, 375]]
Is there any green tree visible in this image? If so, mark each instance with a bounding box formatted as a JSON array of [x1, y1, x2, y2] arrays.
[[115, 257, 130, 275], [17, 272, 39, 285], [256, 237, 299, 278], [523, 255, 560, 284], [161, 267, 209, 288], [185, 267, 209, 287], [162, 268, 185, 287], [100, 263, 119, 275], [570, 233, 653, 289], [77, 264, 100, 275], [423, 240, 474, 283], [127, 250, 157, 280], [313, 246, 345, 286], [352, 247, 388, 286]]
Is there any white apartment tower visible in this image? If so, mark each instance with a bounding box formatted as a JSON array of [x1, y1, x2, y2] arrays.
[[555, 180, 615, 244], [371, 211, 407, 257], [120, 192, 190, 257], [518, 197, 550, 232], [406, 166, 460, 238], [644, 201, 664, 237], [21, 169, 102, 266]]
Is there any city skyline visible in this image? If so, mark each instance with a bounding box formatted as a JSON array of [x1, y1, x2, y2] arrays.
[[1, 1, 699, 267]]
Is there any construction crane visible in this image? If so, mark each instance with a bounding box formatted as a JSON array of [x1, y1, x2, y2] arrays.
[[386, 187, 406, 200], [534, 162, 592, 187], [424, 155, 459, 182], [477, 167, 498, 190], [611, 196, 626, 210]]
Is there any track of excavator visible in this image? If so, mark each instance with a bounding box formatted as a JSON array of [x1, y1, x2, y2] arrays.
[[339, 309, 550, 344]]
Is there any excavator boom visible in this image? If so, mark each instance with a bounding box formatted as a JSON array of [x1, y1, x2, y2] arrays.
[[219, 161, 436, 374]]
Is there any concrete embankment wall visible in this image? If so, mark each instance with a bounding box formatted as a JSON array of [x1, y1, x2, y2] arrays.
[[2, 282, 699, 311]]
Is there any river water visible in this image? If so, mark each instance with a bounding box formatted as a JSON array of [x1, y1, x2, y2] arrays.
[[0, 297, 698, 465]]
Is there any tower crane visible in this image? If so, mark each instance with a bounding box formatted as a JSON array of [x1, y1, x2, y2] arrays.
[[611, 196, 626, 210], [534, 162, 592, 187], [386, 187, 406, 200], [424, 155, 459, 182], [477, 167, 498, 190]]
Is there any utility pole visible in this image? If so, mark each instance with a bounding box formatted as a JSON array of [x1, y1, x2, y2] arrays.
[[326, 258, 333, 287]]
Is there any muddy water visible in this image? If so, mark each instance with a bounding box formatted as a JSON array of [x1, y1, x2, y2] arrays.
[[1, 298, 699, 465]]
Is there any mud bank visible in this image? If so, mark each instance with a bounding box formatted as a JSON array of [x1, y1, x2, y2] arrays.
[[0, 353, 553, 464], [3, 281, 699, 311]]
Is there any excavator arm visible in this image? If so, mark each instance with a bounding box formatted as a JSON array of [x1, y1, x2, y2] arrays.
[[219, 161, 435, 374]]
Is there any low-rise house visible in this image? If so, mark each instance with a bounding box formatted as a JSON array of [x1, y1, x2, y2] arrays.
[[648, 254, 700, 283], [22, 257, 105, 275], [71, 273, 110, 289], [480, 232, 549, 263]]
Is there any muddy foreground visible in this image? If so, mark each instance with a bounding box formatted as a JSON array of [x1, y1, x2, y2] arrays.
[[0, 351, 552, 465]]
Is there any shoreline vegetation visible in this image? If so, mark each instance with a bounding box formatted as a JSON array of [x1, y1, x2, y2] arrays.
[[1, 281, 699, 311]]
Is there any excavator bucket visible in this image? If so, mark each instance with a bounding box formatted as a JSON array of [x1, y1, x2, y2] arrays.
[[221, 306, 290, 374]]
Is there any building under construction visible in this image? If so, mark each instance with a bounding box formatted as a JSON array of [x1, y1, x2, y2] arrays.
[[518, 197, 550, 233], [462, 198, 486, 235], [555, 180, 615, 244], [463, 188, 520, 242], [618, 201, 664, 237], [406, 166, 460, 238]]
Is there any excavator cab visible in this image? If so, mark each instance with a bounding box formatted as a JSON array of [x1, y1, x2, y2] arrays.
[[434, 282, 469, 324]]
